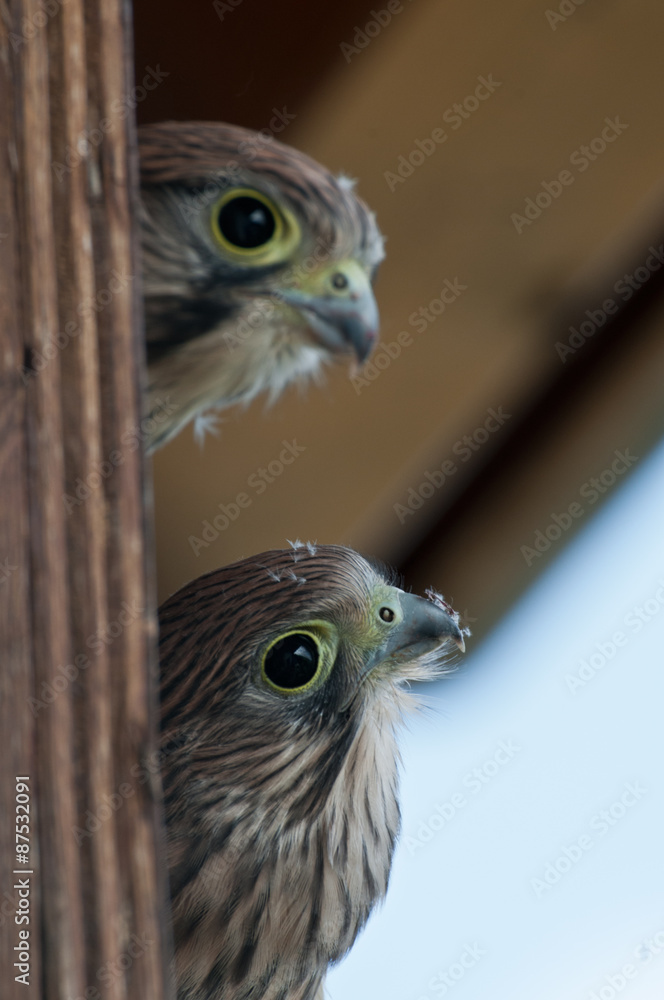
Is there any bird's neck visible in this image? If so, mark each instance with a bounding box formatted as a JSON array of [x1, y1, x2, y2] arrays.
[[167, 694, 404, 1000]]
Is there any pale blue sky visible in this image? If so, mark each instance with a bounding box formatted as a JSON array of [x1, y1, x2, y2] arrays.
[[328, 437, 664, 1000]]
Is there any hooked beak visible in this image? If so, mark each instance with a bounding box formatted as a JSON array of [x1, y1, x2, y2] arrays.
[[343, 590, 465, 708], [385, 591, 466, 660], [279, 259, 379, 363], [358, 591, 465, 690]]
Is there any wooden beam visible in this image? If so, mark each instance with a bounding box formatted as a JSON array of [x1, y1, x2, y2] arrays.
[[0, 2, 171, 998]]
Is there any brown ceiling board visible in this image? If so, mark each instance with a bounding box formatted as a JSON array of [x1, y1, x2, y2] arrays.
[[144, 0, 664, 605]]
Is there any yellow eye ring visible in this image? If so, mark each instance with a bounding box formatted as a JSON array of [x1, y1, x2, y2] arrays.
[[261, 629, 329, 695], [210, 187, 300, 263]]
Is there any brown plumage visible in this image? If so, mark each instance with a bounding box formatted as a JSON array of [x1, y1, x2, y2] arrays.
[[159, 543, 466, 1000], [139, 123, 384, 450]]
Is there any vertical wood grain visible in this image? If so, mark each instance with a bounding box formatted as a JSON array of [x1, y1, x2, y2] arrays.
[[0, 1, 172, 997]]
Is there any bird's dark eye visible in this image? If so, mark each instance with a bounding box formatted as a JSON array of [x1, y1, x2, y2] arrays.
[[210, 186, 299, 262], [262, 632, 321, 691], [379, 606, 396, 622], [217, 195, 276, 249], [211, 187, 299, 262]]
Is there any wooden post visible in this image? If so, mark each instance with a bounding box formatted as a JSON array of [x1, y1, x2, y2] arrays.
[[0, 2, 172, 998]]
